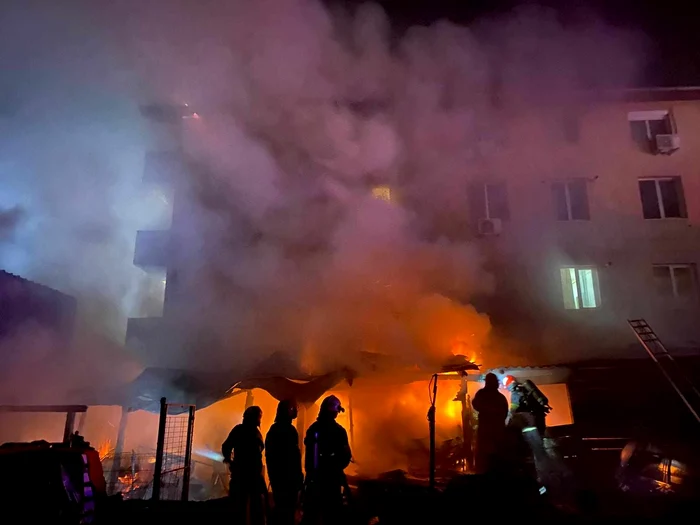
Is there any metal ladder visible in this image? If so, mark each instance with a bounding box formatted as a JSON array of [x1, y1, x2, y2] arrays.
[[628, 319, 700, 424]]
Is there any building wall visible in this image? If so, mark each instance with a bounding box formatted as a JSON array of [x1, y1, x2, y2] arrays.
[[471, 97, 700, 362], [129, 93, 700, 367]]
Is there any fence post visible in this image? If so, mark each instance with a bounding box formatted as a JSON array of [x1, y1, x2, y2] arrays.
[[109, 406, 130, 493], [63, 411, 76, 443], [152, 397, 168, 501], [182, 405, 195, 501]]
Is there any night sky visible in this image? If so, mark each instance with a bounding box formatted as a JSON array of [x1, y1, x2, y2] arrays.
[[336, 0, 700, 87]]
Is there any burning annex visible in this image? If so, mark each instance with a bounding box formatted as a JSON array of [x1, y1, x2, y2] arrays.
[[1, 0, 700, 523]]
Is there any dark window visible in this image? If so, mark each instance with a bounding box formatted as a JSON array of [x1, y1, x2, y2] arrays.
[[652, 266, 673, 297], [468, 183, 510, 221], [652, 265, 696, 299], [638, 178, 686, 219], [629, 114, 673, 153], [552, 180, 590, 221]]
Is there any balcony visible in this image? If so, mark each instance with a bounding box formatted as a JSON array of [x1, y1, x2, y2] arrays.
[[133, 230, 171, 269], [143, 151, 189, 184]]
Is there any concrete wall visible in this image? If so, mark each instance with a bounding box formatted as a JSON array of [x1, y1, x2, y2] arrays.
[[474, 98, 700, 362]]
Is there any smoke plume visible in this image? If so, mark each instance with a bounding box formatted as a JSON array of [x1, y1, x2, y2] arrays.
[[0, 0, 646, 395]]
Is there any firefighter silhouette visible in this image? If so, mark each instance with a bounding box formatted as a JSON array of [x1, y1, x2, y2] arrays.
[[222, 405, 267, 525], [302, 395, 352, 525], [472, 373, 509, 474], [265, 400, 303, 525]]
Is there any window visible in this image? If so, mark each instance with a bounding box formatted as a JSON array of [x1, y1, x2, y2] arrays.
[[468, 182, 510, 220], [638, 178, 686, 219], [371, 185, 392, 202], [628, 110, 674, 153], [560, 266, 601, 309], [551, 180, 590, 221], [652, 265, 696, 299]]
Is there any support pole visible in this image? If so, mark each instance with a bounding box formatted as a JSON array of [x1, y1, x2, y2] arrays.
[[244, 390, 254, 410], [348, 390, 355, 451], [109, 406, 130, 493], [152, 397, 168, 501], [63, 411, 76, 443], [182, 405, 195, 502], [458, 373, 474, 471], [77, 410, 88, 435], [428, 374, 438, 490]]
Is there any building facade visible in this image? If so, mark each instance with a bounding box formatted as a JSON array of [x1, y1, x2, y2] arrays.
[[127, 88, 700, 367], [0, 269, 77, 356]]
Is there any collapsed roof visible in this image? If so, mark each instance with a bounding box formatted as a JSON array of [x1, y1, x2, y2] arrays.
[[67, 351, 575, 413]]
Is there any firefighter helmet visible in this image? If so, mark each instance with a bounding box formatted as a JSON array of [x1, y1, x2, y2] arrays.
[[320, 395, 345, 414], [502, 375, 517, 389]]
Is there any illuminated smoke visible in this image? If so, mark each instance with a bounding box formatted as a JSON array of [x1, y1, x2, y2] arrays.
[[0, 0, 645, 402]]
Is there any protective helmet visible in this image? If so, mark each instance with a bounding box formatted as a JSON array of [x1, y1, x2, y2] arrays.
[[243, 405, 263, 425], [320, 395, 345, 414], [276, 399, 298, 420], [502, 375, 517, 389]]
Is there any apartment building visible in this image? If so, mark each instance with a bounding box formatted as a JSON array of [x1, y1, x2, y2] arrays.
[[127, 87, 700, 368], [461, 88, 700, 363]]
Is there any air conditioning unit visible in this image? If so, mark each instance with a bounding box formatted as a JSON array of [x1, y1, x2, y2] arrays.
[[477, 218, 502, 236], [655, 134, 680, 154]]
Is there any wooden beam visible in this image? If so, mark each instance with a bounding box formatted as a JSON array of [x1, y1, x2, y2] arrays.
[[0, 405, 88, 413]]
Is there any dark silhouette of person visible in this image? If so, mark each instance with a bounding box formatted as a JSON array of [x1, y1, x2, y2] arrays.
[[222, 405, 267, 525], [302, 395, 352, 525], [472, 373, 509, 474], [265, 399, 303, 525]]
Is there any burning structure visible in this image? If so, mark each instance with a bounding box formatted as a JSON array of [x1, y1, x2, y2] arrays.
[[127, 87, 700, 371], [3, 0, 700, 507]]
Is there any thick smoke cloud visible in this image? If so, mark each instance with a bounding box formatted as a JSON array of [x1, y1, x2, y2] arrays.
[[0, 0, 646, 399]]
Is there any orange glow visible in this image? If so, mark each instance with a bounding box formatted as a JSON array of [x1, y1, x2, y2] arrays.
[[371, 185, 392, 202], [96, 439, 112, 461], [443, 399, 461, 420]]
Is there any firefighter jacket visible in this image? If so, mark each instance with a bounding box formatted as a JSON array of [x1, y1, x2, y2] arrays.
[[303, 417, 351, 484], [222, 422, 264, 476], [265, 419, 303, 490]]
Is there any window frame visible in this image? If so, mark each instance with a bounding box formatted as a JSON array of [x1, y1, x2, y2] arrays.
[[469, 181, 510, 221], [628, 110, 675, 140], [628, 110, 676, 153], [638, 177, 686, 219], [483, 183, 497, 220], [652, 264, 697, 300], [560, 265, 602, 310], [552, 179, 590, 221]]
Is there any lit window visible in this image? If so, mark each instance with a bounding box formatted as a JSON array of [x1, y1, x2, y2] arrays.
[[652, 265, 696, 299], [560, 266, 600, 309], [628, 110, 674, 153], [638, 178, 686, 219], [372, 185, 392, 202], [551, 180, 590, 221], [468, 182, 510, 220]]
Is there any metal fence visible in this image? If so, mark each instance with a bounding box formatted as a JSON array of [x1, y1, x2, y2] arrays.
[[102, 452, 157, 499], [153, 398, 196, 501]]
